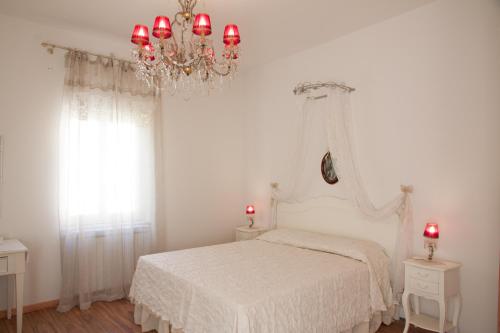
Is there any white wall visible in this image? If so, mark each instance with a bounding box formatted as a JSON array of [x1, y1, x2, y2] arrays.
[[161, 91, 247, 251], [239, 0, 500, 332]]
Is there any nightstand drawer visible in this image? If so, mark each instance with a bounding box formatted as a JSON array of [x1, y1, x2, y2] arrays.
[[409, 278, 439, 295], [0, 256, 8, 273], [407, 266, 440, 284]]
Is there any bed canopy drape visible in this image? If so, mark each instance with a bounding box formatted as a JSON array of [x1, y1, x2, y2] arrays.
[[270, 86, 413, 309]]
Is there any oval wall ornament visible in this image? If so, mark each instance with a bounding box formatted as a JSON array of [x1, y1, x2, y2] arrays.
[[321, 151, 339, 185]]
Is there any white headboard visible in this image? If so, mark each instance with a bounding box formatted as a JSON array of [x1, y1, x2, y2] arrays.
[[276, 196, 399, 258]]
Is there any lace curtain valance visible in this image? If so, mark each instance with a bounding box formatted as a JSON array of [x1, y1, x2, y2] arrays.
[[64, 51, 157, 97]]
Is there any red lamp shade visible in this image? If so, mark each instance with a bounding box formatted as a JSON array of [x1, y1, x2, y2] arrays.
[[131, 24, 150, 45], [142, 43, 155, 61], [223, 24, 240, 45], [153, 16, 172, 39], [192, 14, 212, 36], [245, 205, 255, 215], [423, 223, 439, 239]]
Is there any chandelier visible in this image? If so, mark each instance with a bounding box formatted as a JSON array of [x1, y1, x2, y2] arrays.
[[130, 0, 241, 95]]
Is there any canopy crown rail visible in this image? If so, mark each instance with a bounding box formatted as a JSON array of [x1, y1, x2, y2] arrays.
[[293, 81, 356, 96]]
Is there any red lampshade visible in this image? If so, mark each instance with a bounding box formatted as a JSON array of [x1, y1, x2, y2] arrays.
[[153, 16, 172, 39], [423, 223, 439, 239], [192, 14, 212, 36], [131, 24, 150, 45], [246, 205, 255, 215], [223, 24, 240, 45], [142, 43, 155, 61]]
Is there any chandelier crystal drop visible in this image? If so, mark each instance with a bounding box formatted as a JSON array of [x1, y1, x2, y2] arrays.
[[130, 0, 241, 96]]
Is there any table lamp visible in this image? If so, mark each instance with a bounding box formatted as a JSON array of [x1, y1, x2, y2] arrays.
[[423, 222, 439, 260], [246, 205, 255, 228]]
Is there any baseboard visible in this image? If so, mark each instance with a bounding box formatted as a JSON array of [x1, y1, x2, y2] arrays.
[[0, 299, 59, 320]]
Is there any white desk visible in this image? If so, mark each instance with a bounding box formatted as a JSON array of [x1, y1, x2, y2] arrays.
[[0, 239, 28, 332]]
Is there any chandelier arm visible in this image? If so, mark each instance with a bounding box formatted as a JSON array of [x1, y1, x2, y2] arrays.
[[137, 43, 200, 74], [181, 18, 188, 45], [187, 54, 203, 70], [178, 0, 187, 13], [159, 52, 174, 68], [190, 0, 198, 13], [211, 62, 233, 76], [153, 46, 180, 70], [173, 12, 184, 27], [156, 41, 195, 69], [201, 64, 209, 81], [170, 13, 185, 54], [158, 42, 167, 63], [169, 56, 197, 68]]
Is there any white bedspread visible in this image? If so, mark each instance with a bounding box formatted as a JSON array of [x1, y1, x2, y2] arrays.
[[257, 228, 394, 313], [129, 235, 388, 333]]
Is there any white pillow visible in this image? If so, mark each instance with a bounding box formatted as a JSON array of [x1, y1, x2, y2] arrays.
[[257, 227, 386, 255]]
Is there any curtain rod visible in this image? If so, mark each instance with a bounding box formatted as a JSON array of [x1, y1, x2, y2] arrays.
[[293, 81, 356, 95], [41, 42, 133, 64]]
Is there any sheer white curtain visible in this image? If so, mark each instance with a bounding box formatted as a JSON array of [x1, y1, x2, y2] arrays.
[[58, 51, 162, 312], [270, 88, 413, 312]]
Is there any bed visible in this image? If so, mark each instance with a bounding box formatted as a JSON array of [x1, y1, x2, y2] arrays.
[[129, 196, 400, 333]]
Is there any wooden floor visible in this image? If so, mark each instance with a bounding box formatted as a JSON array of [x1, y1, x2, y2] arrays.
[[377, 320, 432, 333], [0, 299, 432, 333], [0, 300, 141, 333]]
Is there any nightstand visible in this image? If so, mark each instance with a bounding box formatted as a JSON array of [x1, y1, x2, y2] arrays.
[[402, 258, 461, 333], [235, 226, 267, 241]]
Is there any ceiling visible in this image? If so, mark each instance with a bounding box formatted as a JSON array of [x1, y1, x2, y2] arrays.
[[0, 0, 434, 68]]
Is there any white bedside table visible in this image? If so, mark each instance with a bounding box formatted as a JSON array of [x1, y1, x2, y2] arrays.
[[0, 239, 28, 333], [235, 226, 267, 241], [402, 257, 461, 333]]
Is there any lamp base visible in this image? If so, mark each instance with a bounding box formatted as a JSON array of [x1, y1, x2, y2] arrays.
[[412, 256, 444, 266], [248, 217, 254, 228], [424, 241, 437, 260]]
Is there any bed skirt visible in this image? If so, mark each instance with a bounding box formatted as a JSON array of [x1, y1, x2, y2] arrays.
[[133, 302, 385, 333]]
